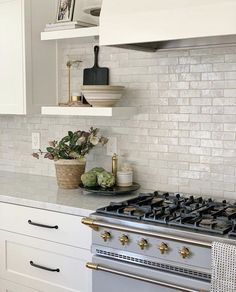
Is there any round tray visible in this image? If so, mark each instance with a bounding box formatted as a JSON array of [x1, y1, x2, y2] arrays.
[[80, 182, 140, 195]]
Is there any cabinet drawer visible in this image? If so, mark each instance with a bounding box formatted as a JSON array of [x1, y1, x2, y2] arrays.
[[0, 278, 40, 292], [0, 202, 91, 249], [0, 230, 92, 292]]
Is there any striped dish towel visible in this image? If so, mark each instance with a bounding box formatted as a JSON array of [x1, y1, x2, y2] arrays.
[[211, 241, 236, 292]]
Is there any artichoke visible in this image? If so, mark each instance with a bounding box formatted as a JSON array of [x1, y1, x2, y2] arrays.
[[90, 167, 105, 175], [81, 171, 97, 187], [97, 171, 115, 188]]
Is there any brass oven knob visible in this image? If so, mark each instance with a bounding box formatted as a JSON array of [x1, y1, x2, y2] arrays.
[[179, 247, 190, 259], [101, 231, 111, 242], [159, 242, 169, 254], [138, 238, 149, 250], [119, 234, 129, 246]]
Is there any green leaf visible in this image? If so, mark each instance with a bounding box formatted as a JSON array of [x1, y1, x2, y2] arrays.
[[68, 131, 73, 138], [46, 147, 55, 153], [58, 151, 69, 159], [61, 136, 70, 143]]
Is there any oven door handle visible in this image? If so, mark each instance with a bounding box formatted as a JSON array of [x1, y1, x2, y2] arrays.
[[86, 262, 208, 292]]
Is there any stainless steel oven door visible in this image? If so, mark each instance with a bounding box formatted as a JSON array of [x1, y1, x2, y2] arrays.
[[88, 256, 210, 292]]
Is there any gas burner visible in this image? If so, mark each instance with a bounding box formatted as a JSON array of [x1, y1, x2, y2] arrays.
[[170, 202, 233, 235], [199, 218, 217, 228], [122, 205, 151, 218]]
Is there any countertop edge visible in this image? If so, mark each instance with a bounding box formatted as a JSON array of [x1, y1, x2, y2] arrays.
[[0, 195, 93, 217]]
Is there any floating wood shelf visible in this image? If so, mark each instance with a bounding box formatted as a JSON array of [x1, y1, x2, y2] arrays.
[[41, 106, 136, 117], [41, 26, 99, 41]]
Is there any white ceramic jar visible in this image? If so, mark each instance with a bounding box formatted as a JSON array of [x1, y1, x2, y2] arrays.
[[117, 171, 133, 187]]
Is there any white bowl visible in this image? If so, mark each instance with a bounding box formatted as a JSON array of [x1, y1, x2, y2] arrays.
[[81, 85, 125, 107]]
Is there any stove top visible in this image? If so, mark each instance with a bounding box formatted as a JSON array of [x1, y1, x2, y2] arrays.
[[96, 191, 236, 236]]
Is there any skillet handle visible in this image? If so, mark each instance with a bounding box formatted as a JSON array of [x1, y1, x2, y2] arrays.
[[94, 45, 99, 67]]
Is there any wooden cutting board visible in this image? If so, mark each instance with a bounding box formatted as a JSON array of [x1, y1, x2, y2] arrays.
[[83, 46, 109, 85]]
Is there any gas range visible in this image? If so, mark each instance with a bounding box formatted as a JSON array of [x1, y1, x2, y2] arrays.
[[96, 191, 236, 237], [82, 192, 236, 292]]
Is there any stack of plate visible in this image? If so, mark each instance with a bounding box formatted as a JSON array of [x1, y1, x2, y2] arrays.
[[81, 85, 125, 107], [83, 0, 102, 17]]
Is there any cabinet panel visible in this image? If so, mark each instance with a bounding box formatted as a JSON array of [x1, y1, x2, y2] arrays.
[[0, 202, 91, 249], [28, 0, 57, 112], [0, 230, 92, 292], [0, 278, 39, 292], [0, 0, 57, 115], [0, 0, 25, 114]]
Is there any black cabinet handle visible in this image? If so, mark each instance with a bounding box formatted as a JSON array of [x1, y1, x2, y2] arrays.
[[28, 220, 58, 229], [30, 261, 60, 272]]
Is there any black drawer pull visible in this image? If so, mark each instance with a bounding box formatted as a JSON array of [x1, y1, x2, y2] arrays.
[[30, 261, 60, 272], [28, 220, 58, 229]]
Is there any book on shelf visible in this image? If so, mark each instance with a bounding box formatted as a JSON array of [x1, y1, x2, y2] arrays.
[[44, 21, 95, 32]]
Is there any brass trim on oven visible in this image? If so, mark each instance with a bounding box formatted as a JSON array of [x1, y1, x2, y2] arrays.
[[81, 217, 99, 231], [86, 262, 99, 270], [86, 262, 208, 292], [81, 217, 211, 248]]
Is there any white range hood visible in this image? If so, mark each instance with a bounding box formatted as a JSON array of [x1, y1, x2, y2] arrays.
[[100, 0, 236, 51]]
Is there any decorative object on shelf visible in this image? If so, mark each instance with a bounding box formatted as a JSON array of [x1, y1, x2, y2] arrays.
[[56, 0, 75, 23], [83, 46, 109, 86], [67, 59, 82, 105], [44, 21, 93, 32], [32, 128, 108, 189], [83, 6, 101, 17], [58, 59, 88, 107], [83, 0, 102, 17], [73, 0, 100, 26], [81, 85, 124, 107], [80, 182, 140, 195], [59, 94, 90, 107]]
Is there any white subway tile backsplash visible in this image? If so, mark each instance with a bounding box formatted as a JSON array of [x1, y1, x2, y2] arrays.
[[201, 89, 224, 98], [179, 56, 201, 65], [179, 73, 201, 81], [190, 81, 212, 89], [169, 65, 190, 73], [213, 63, 236, 72], [201, 72, 225, 81], [0, 42, 235, 198]]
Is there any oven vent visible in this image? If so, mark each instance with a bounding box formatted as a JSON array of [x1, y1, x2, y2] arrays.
[[96, 249, 211, 282]]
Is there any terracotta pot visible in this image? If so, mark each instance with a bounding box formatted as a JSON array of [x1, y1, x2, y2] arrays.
[[54, 159, 86, 189]]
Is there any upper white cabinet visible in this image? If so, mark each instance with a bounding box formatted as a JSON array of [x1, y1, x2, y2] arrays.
[[0, 0, 56, 115]]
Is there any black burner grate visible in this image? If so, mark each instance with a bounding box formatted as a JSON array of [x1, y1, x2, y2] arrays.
[[96, 191, 236, 236]]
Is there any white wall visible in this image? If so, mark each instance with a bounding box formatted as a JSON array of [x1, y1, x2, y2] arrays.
[[0, 39, 236, 199]]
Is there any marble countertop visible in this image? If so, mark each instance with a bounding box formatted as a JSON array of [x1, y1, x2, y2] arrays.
[[0, 171, 138, 217]]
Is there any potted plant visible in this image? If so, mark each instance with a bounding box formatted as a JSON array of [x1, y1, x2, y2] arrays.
[[33, 128, 108, 189]]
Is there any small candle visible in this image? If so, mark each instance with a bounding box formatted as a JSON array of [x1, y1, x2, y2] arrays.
[[117, 170, 133, 187]]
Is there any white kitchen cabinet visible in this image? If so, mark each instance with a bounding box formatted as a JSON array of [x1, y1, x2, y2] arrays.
[[0, 202, 91, 248], [0, 0, 56, 114], [0, 278, 39, 292], [0, 230, 92, 292], [0, 202, 92, 292]]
